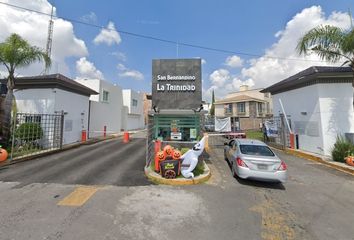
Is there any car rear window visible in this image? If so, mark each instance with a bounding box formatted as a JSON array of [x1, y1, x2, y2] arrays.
[[239, 144, 275, 156]]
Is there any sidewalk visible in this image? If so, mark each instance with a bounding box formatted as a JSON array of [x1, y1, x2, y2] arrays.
[[284, 148, 354, 176]]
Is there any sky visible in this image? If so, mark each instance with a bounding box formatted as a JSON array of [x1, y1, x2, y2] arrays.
[[0, 0, 353, 102]]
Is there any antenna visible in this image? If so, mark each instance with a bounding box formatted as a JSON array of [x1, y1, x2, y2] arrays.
[[44, 5, 54, 74]]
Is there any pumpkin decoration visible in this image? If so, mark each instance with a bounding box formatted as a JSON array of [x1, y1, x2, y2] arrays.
[[172, 150, 181, 160], [345, 156, 354, 166], [163, 145, 173, 157], [156, 151, 166, 162], [0, 146, 8, 162]]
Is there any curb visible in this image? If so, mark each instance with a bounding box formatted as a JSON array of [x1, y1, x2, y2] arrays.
[[144, 161, 211, 185], [284, 148, 354, 176], [0, 135, 121, 168]]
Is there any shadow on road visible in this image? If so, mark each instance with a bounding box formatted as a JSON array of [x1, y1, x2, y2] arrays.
[[234, 177, 286, 190]]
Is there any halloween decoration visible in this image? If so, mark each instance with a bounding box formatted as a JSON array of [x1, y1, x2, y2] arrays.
[[180, 136, 207, 178], [345, 155, 354, 166], [172, 150, 181, 160], [160, 159, 181, 179], [163, 145, 173, 156], [0, 146, 8, 162]]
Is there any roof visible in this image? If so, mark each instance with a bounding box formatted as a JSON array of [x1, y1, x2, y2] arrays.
[[236, 138, 266, 146], [0, 74, 98, 96], [215, 94, 265, 104], [261, 66, 353, 95]]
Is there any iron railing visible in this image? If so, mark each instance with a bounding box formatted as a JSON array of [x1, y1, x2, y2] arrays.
[[10, 112, 64, 159]]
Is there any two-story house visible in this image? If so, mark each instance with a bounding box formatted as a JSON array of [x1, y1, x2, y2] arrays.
[[214, 85, 272, 131]]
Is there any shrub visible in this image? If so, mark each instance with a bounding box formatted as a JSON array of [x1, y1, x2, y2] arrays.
[[332, 136, 354, 162], [15, 123, 43, 141]]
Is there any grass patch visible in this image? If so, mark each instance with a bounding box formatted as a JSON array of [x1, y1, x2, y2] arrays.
[[246, 130, 263, 141]]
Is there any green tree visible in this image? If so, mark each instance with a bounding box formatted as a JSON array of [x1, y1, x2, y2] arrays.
[[297, 25, 354, 80], [210, 89, 215, 116], [0, 33, 51, 146]]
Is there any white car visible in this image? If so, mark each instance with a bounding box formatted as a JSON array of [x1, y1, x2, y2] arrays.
[[224, 139, 287, 183]]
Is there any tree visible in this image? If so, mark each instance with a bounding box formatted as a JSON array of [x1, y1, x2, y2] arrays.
[[210, 89, 215, 116], [0, 33, 51, 146], [297, 24, 354, 86]]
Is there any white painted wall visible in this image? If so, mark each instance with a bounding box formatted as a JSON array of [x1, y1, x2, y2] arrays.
[[272, 83, 354, 156], [54, 89, 89, 145], [15, 88, 90, 145], [15, 89, 55, 114], [122, 89, 144, 130], [76, 79, 124, 138]]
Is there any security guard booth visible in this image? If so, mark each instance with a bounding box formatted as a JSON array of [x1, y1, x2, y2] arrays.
[[146, 58, 204, 167]]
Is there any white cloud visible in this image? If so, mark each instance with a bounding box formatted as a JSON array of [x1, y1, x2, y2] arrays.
[[111, 51, 127, 61], [202, 59, 207, 65], [76, 57, 104, 79], [80, 12, 97, 24], [117, 63, 144, 81], [209, 69, 230, 87], [0, 0, 88, 76], [241, 6, 351, 88], [225, 55, 243, 68], [94, 21, 121, 46]]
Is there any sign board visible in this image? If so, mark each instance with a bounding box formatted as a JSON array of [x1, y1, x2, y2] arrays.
[[264, 120, 278, 137], [152, 59, 202, 109], [171, 132, 182, 140], [190, 128, 197, 139]]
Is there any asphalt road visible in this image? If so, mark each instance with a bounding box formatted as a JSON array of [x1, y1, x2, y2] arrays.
[[0, 135, 353, 240], [0, 131, 151, 187]]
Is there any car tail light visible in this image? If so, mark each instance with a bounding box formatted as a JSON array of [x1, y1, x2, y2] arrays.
[[236, 157, 248, 168], [278, 161, 287, 171]]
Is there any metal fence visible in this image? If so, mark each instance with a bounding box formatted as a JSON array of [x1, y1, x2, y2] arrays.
[[264, 115, 292, 149], [10, 112, 64, 159]]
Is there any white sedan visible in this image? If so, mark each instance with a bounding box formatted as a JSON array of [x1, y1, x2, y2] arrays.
[[224, 139, 287, 183]]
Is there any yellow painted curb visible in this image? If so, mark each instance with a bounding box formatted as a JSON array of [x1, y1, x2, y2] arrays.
[[145, 162, 211, 185], [284, 148, 354, 176]]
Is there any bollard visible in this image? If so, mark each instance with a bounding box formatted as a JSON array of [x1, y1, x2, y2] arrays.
[[290, 133, 295, 149], [81, 130, 87, 142], [103, 126, 107, 138], [123, 131, 130, 143]]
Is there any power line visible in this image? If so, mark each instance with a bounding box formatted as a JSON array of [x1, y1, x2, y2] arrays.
[[0, 1, 329, 63]]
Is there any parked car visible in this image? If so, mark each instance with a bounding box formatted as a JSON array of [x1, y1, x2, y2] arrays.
[[224, 139, 287, 183]]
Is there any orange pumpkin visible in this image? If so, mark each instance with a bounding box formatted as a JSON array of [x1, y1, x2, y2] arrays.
[[156, 151, 166, 162], [172, 150, 181, 160], [345, 156, 354, 166], [163, 145, 173, 156], [0, 147, 8, 162]]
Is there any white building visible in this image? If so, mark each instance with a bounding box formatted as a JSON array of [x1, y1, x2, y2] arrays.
[[122, 89, 144, 130], [12, 74, 97, 145], [262, 66, 354, 156], [76, 78, 123, 138]]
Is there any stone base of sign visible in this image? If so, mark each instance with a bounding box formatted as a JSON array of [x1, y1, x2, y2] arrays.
[[144, 161, 211, 185]]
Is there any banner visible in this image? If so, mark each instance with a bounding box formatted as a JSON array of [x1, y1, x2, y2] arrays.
[[264, 120, 278, 137], [214, 117, 231, 132]]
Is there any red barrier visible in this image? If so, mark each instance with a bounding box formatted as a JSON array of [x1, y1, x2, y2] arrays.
[[103, 126, 107, 138], [123, 132, 130, 143], [290, 133, 295, 149], [81, 130, 87, 142]]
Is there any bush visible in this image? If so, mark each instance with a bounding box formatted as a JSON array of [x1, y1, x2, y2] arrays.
[[15, 123, 43, 141], [332, 136, 354, 162]]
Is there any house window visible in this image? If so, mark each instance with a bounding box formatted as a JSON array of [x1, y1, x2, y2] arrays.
[[102, 90, 109, 102], [258, 103, 263, 113], [237, 102, 245, 113], [132, 99, 138, 107], [224, 104, 232, 114]]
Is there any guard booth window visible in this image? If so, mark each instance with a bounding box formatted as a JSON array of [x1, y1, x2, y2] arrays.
[[154, 115, 200, 141]]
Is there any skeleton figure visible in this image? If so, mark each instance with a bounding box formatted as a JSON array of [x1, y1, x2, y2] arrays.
[[180, 136, 207, 178]]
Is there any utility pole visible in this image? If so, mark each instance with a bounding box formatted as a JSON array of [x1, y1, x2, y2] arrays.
[[45, 5, 54, 74]]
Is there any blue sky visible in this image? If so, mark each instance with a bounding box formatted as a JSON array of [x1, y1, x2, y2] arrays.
[[0, 0, 353, 101]]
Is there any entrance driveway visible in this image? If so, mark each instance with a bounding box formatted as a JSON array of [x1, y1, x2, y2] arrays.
[[0, 131, 151, 187]]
